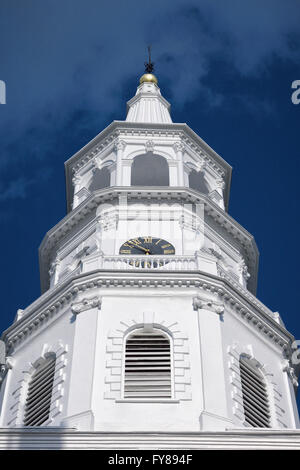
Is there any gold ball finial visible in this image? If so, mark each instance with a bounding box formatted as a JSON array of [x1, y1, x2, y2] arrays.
[[139, 73, 158, 85]]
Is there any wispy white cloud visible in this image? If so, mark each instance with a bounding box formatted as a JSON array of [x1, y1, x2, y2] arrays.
[[0, 168, 52, 202], [0, 177, 33, 201], [0, 0, 299, 178]]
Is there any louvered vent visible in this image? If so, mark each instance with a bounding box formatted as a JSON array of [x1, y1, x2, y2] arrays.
[[24, 356, 56, 426], [124, 330, 172, 399], [239, 356, 271, 428]]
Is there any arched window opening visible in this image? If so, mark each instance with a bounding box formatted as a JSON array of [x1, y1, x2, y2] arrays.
[[239, 356, 271, 428], [89, 167, 111, 192], [124, 329, 172, 399], [24, 355, 56, 426], [189, 169, 210, 194], [131, 153, 169, 186]]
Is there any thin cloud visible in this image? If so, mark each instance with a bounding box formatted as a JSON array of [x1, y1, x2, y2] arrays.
[[0, 177, 33, 201], [0, 168, 52, 202], [0, 0, 299, 178]]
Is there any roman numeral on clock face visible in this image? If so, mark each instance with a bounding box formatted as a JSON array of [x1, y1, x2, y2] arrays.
[[119, 237, 175, 257]]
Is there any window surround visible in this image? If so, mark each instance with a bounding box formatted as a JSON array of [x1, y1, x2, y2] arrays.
[[6, 341, 68, 427], [104, 314, 191, 402], [228, 343, 286, 428], [121, 326, 175, 402]]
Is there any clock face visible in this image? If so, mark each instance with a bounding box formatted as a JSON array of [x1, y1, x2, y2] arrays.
[[119, 237, 175, 256]]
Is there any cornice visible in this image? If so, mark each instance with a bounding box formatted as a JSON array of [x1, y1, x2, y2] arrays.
[[1, 269, 293, 356], [39, 187, 258, 294], [64, 121, 232, 212]]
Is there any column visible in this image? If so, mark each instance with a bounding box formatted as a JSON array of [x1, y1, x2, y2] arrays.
[[173, 142, 185, 186], [114, 140, 126, 186], [72, 174, 82, 209]]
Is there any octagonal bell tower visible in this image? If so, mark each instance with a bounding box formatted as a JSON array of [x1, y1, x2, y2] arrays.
[[0, 59, 299, 450]]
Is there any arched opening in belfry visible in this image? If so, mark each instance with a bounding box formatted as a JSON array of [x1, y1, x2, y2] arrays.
[[189, 169, 210, 194], [89, 167, 111, 192], [131, 153, 169, 186]]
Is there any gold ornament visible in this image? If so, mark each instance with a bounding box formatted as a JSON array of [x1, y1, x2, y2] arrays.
[[139, 73, 158, 85]]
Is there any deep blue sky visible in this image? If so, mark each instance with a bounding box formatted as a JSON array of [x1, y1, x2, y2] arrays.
[[0, 2, 299, 356]]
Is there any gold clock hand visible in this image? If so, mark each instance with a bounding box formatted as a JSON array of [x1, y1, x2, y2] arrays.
[[128, 242, 150, 254]]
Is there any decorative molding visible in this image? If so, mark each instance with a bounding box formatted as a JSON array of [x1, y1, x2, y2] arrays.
[[0, 340, 9, 385], [178, 213, 202, 232], [1, 428, 300, 450], [283, 362, 299, 387], [173, 141, 186, 153], [144, 140, 155, 153], [98, 212, 119, 231], [203, 244, 223, 260], [67, 124, 229, 181], [56, 217, 99, 263], [105, 314, 191, 402], [237, 259, 251, 285], [215, 177, 225, 190], [49, 258, 61, 279], [73, 187, 91, 205], [39, 187, 258, 293], [193, 296, 224, 315], [71, 296, 102, 315], [90, 158, 116, 178], [7, 341, 68, 427], [114, 139, 126, 152], [3, 271, 293, 355], [184, 160, 205, 174], [208, 189, 223, 206], [72, 175, 82, 187], [92, 161, 100, 174]]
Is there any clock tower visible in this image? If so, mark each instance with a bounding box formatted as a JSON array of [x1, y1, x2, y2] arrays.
[[0, 61, 299, 449]]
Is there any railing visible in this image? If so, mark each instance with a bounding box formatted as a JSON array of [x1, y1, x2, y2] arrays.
[[101, 255, 197, 271]]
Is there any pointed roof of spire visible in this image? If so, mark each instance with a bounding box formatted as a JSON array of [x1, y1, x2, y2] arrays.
[[126, 48, 172, 124]]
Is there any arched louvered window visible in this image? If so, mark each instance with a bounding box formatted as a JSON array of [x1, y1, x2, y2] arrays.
[[239, 356, 271, 428], [124, 329, 172, 399], [131, 154, 170, 186], [24, 355, 56, 426]]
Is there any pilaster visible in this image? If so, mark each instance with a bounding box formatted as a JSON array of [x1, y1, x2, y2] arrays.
[[193, 296, 232, 430], [63, 296, 102, 430]]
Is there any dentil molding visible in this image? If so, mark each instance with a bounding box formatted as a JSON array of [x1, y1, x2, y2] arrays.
[[3, 271, 293, 355], [68, 126, 228, 179]]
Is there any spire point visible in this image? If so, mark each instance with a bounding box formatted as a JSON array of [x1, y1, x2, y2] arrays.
[[139, 45, 158, 85], [144, 45, 154, 74]]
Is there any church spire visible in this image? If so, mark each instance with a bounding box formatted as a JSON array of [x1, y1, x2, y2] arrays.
[[126, 47, 172, 123]]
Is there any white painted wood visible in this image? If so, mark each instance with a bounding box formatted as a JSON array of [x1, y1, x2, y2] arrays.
[[0, 71, 298, 449]]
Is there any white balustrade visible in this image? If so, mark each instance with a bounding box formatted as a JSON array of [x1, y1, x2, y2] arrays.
[[101, 255, 197, 271]]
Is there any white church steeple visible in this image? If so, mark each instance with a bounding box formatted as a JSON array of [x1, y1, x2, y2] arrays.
[[0, 56, 299, 450], [126, 52, 172, 124]]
